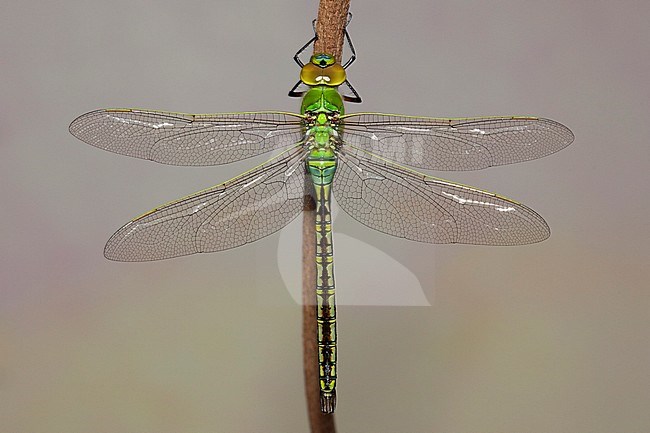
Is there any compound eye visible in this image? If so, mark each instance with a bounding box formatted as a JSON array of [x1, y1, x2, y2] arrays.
[[300, 63, 347, 87], [324, 64, 346, 86], [300, 63, 323, 86]]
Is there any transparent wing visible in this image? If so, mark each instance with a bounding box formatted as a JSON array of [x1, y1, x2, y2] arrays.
[[70, 108, 305, 166], [340, 113, 574, 171], [105, 146, 307, 261], [334, 146, 549, 245]]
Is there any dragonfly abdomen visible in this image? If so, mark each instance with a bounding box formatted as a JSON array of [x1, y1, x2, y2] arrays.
[[309, 157, 338, 413]]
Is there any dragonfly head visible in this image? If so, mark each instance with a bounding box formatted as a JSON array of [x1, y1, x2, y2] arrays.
[[300, 53, 346, 87]]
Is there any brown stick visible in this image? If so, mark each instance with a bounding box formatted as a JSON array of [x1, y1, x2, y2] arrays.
[[302, 1, 350, 431], [314, 0, 351, 63]]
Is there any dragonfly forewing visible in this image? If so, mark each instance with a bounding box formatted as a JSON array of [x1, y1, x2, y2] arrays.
[[70, 109, 305, 166], [340, 114, 574, 171], [104, 145, 307, 261], [334, 146, 550, 246]]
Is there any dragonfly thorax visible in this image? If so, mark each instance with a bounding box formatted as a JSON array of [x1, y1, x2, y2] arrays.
[[304, 110, 339, 186], [305, 112, 339, 150], [300, 85, 345, 115]]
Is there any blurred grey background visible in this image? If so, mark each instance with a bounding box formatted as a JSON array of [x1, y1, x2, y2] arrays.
[[1, 1, 649, 432]]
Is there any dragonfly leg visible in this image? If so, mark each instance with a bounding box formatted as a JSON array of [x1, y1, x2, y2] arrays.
[[341, 13, 357, 69], [342, 80, 362, 103], [340, 14, 362, 102], [288, 80, 307, 98], [289, 19, 318, 98], [293, 19, 319, 68]]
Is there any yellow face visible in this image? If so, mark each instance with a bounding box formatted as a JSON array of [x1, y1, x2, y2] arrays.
[[300, 53, 346, 87]]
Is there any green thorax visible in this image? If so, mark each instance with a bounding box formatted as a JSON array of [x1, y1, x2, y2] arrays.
[[300, 85, 345, 116], [302, 86, 344, 186]]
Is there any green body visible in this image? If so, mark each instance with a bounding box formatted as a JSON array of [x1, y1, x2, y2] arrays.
[[302, 85, 344, 413]]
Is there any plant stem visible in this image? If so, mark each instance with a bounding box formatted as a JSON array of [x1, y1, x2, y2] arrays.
[[314, 0, 351, 63]]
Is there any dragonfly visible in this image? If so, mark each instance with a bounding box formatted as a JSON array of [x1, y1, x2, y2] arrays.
[[69, 22, 574, 413]]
